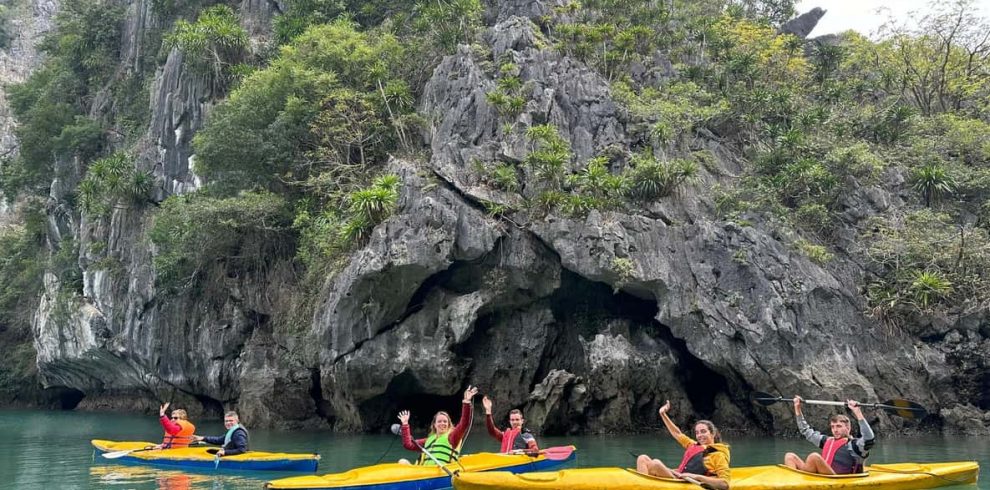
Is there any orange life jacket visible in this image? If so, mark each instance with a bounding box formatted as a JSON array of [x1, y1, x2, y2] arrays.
[[162, 419, 196, 448]]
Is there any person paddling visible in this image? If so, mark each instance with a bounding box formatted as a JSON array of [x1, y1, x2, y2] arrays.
[[193, 411, 248, 457], [636, 400, 730, 490], [397, 386, 478, 465], [783, 396, 874, 474], [154, 402, 196, 449], [482, 395, 539, 455]]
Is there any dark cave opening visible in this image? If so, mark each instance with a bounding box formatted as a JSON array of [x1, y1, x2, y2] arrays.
[[58, 388, 85, 410], [309, 368, 334, 425], [194, 394, 225, 418], [359, 370, 468, 433]]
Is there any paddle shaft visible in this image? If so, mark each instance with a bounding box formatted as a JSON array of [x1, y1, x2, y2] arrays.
[[754, 393, 926, 414]]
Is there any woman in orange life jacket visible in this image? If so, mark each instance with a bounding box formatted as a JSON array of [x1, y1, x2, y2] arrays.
[[397, 386, 479, 465], [154, 402, 196, 449], [783, 396, 874, 475], [482, 396, 539, 455], [636, 400, 731, 490]]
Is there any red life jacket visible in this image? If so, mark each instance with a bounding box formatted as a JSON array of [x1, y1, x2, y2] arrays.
[[822, 437, 862, 474], [821, 437, 847, 466], [676, 444, 712, 475], [500, 428, 521, 453]]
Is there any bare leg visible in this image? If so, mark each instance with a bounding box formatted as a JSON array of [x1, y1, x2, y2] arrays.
[[636, 455, 651, 473], [783, 452, 803, 470], [636, 455, 676, 478], [398, 458, 412, 465], [804, 453, 836, 475]]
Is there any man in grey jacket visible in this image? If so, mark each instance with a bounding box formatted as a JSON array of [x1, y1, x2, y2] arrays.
[[783, 396, 875, 474]]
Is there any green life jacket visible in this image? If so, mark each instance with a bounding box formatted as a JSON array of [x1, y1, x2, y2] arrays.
[[418, 432, 456, 466]]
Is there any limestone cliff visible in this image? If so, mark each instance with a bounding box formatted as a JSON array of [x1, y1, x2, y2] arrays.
[[3, 0, 988, 436]]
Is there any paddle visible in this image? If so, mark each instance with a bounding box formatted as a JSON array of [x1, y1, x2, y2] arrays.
[[511, 445, 575, 461], [392, 423, 457, 477], [102, 446, 157, 459], [752, 392, 928, 419]]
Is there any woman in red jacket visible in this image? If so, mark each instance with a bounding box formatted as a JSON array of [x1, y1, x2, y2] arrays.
[[397, 386, 478, 465], [154, 402, 196, 449]]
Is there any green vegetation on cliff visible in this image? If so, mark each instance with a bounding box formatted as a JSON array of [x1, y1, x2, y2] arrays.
[[0, 0, 988, 353]]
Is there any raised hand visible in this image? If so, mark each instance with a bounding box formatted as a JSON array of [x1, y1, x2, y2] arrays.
[[159, 402, 170, 417], [482, 396, 493, 414], [658, 400, 671, 417], [398, 410, 411, 425], [463, 385, 479, 402], [847, 399, 864, 419]]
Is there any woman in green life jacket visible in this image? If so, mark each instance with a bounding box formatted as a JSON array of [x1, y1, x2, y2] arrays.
[[398, 386, 478, 465]]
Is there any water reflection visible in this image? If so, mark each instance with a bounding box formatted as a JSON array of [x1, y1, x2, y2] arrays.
[[1, 409, 986, 489], [90, 465, 266, 489]]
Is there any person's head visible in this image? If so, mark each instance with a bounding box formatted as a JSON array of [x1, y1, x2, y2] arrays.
[[508, 409, 525, 430], [693, 420, 721, 445], [223, 411, 239, 430], [431, 411, 452, 435], [829, 413, 851, 438], [170, 409, 187, 421]]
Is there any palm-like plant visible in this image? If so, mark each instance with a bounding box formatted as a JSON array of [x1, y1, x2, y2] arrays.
[[909, 270, 952, 309], [911, 162, 955, 207]]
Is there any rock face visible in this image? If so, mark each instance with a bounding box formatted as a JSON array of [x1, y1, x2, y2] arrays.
[[0, 0, 59, 157], [781, 7, 826, 39], [12, 0, 990, 435]]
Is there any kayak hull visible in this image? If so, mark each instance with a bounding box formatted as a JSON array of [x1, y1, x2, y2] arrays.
[[92, 439, 320, 472], [451, 462, 979, 490], [265, 447, 577, 490]]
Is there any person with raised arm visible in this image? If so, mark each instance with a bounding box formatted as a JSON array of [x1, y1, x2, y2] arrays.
[[482, 395, 539, 455], [783, 396, 875, 474], [397, 386, 478, 465], [636, 400, 731, 490]]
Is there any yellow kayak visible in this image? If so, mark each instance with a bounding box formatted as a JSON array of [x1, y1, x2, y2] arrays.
[[266, 448, 577, 489], [92, 439, 320, 472], [451, 462, 979, 490]]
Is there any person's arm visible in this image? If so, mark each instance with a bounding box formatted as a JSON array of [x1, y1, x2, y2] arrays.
[[222, 429, 248, 456], [485, 413, 503, 441], [849, 400, 875, 454], [398, 411, 424, 452], [657, 400, 688, 445], [794, 396, 826, 447], [449, 386, 478, 447], [449, 395, 475, 446], [522, 433, 539, 454], [201, 435, 224, 445], [159, 415, 181, 435]]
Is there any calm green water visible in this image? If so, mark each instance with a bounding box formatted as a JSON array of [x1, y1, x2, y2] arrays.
[[0, 409, 985, 489]]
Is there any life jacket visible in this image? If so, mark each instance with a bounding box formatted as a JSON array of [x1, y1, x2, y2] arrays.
[[677, 444, 716, 476], [499, 427, 534, 453], [418, 432, 456, 466], [162, 419, 196, 448], [821, 437, 862, 474]]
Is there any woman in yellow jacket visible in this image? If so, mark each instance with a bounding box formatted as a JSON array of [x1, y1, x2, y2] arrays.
[[636, 400, 731, 489]]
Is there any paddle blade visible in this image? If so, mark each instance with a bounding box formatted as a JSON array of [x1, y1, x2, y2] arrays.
[[541, 446, 575, 461], [878, 399, 928, 419], [751, 391, 782, 406], [101, 450, 133, 459], [390, 423, 402, 436]]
